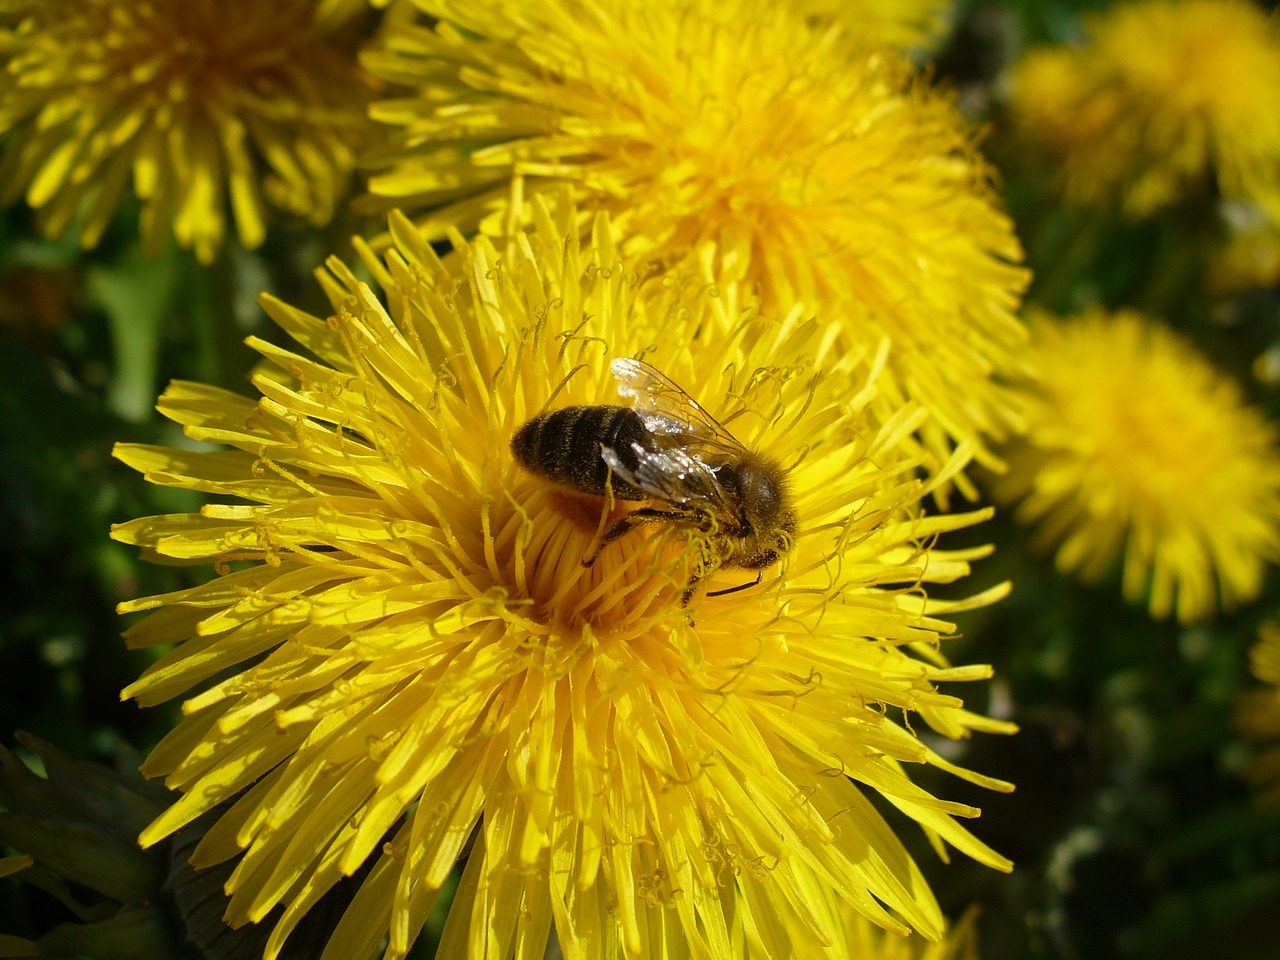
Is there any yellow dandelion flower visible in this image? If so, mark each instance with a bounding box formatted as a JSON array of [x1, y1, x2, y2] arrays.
[[0, 0, 376, 263], [1009, 0, 1280, 218], [993, 307, 1280, 624], [1237, 620, 1280, 806], [798, 0, 951, 52], [844, 904, 980, 960], [1005, 47, 1106, 160], [113, 195, 1013, 959], [362, 0, 1029, 488]]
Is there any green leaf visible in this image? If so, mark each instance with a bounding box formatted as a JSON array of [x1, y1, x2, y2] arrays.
[[0, 814, 161, 905], [34, 907, 186, 960]]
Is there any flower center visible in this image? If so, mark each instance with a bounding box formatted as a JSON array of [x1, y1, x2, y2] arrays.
[[499, 484, 693, 632], [83, 2, 316, 104]]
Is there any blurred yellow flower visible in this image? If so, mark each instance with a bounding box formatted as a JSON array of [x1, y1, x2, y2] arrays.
[[113, 195, 1013, 959], [1009, 0, 1280, 218], [363, 0, 1029, 492], [994, 307, 1280, 624], [0, 0, 376, 262], [799, 0, 952, 51], [1237, 620, 1280, 806]]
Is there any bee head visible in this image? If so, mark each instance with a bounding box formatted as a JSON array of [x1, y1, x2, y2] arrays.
[[729, 455, 797, 567]]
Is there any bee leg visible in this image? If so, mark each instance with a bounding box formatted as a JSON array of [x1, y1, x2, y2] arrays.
[[680, 545, 721, 606], [706, 570, 764, 598], [581, 507, 690, 567], [680, 577, 702, 607]]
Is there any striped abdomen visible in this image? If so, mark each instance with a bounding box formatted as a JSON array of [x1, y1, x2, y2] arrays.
[[511, 405, 650, 500]]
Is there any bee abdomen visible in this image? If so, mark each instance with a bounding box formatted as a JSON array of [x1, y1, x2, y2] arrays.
[[511, 405, 650, 500]]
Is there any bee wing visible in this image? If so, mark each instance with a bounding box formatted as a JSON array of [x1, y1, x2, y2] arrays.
[[605, 357, 745, 514], [601, 436, 727, 507], [610, 357, 748, 459]]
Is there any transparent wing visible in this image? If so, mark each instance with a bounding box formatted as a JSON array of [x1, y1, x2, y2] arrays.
[[610, 357, 747, 458], [601, 440, 725, 507], [604, 357, 746, 512]]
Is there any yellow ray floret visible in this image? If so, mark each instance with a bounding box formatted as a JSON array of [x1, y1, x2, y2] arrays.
[[994, 307, 1280, 624], [0, 0, 375, 262], [788, 0, 951, 53], [114, 195, 1013, 959], [361, 0, 1028, 491]]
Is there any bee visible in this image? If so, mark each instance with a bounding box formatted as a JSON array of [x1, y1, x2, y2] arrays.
[[511, 357, 796, 600]]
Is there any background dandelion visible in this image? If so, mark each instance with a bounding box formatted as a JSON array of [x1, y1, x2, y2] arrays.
[[1008, 0, 1280, 219], [0, 0, 377, 262], [361, 0, 1030, 491], [992, 307, 1280, 624]]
